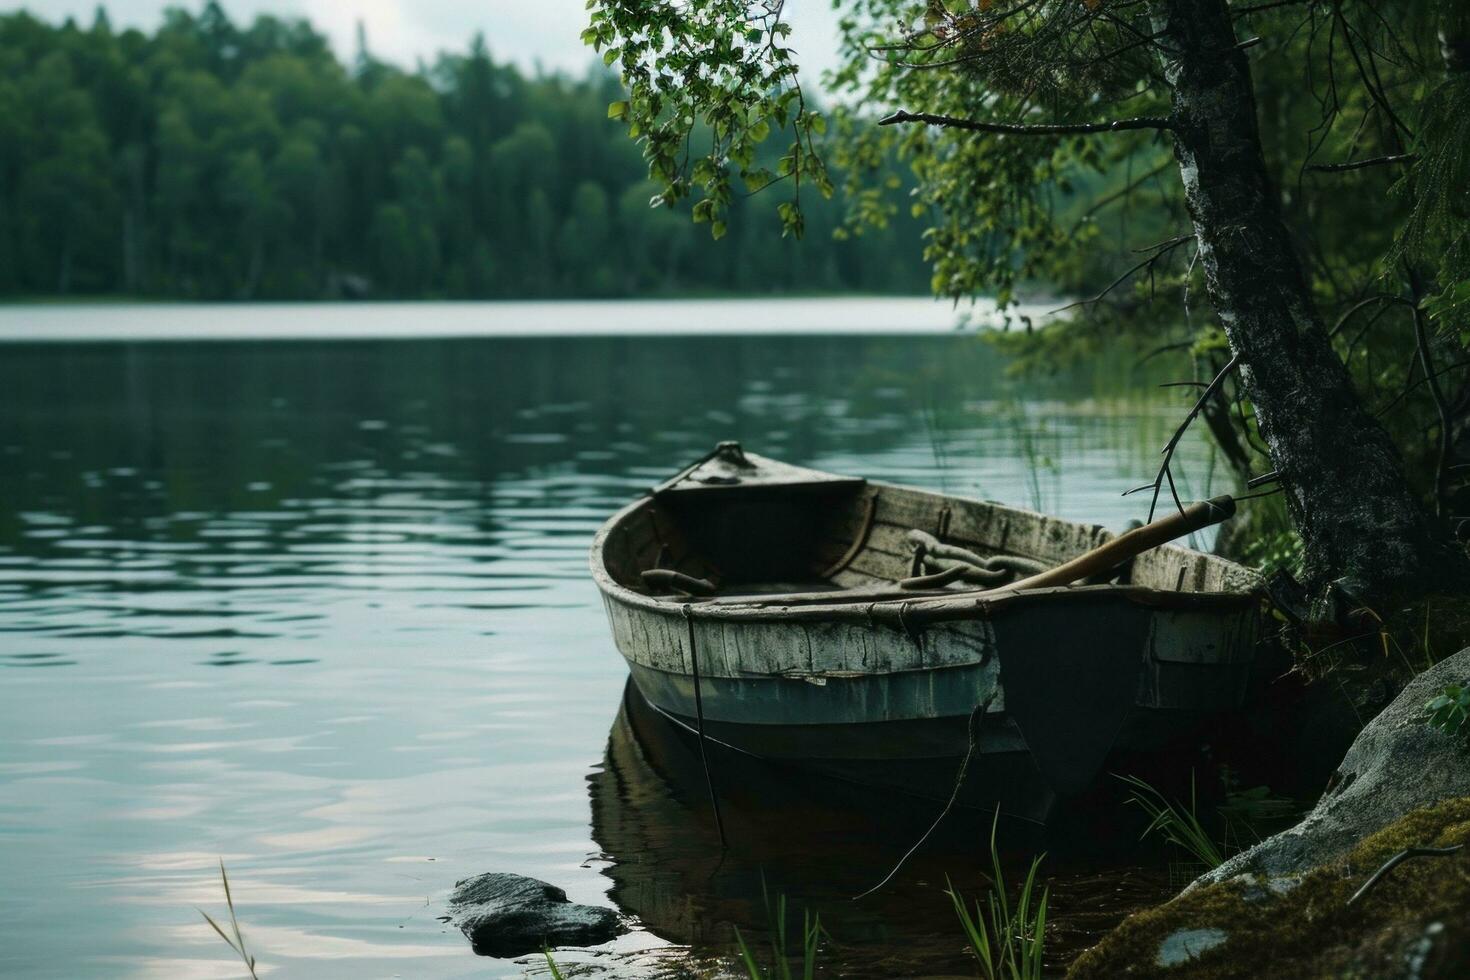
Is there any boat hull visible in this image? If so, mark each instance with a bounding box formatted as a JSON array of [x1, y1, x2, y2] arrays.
[[619, 675, 1057, 824], [612, 589, 1255, 820], [590, 453, 1262, 821]]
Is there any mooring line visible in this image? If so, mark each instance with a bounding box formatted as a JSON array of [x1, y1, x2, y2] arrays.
[[681, 603, 727, 849], [852, 692, 996, 901]]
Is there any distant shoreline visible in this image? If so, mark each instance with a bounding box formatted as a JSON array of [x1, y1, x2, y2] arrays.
[[0, 296, 1061, 344]]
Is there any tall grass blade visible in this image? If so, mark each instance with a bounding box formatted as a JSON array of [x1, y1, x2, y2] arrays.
[[735, 883, 825, 980], [198, 861, 259, 979], [801, 909, 819, 980], [197, 910, 240, 955], [735, 925, 770, 979], [1120, 772, 1226, 869], [946, 809, 1048, 980]]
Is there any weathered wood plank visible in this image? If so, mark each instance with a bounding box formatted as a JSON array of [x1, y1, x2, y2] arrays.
[[843, 546, 907, 583], [829, 567, 890, 589], [1146, 606, 1259, 664], [608, 588, 1002, 679]]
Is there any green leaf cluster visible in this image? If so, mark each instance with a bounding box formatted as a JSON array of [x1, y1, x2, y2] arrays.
[[586, 0, 834, 240], [1424, 683, 1470, 737]]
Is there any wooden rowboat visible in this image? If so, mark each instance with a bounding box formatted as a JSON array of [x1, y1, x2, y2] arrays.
[[590, 442, 1262, 823]]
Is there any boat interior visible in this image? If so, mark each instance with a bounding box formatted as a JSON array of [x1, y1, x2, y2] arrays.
[[598, 445, 1256, 605]]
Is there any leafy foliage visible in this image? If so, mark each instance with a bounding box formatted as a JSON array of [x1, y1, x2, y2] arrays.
[[1424, 683, 1470, 737], [586, 0, 833, 241], [1394, 74, 1470, 329]]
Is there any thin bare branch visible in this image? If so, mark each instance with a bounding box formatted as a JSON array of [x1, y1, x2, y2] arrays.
[[1140, 355, 1241, 522], [1247, 470, 1281, 489], [878, 109, 1173, 136], [1348, 845, 1464, 906], [1050, 235, 1195, 314], [1376, 358, 1470, 418], [1411, 299, 1453, 516], [1306, 153, 1416, 173], [1232, 0, 1310, 15]]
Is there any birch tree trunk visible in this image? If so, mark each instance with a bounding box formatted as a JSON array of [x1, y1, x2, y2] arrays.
[[1154, 0, 1467, 600]]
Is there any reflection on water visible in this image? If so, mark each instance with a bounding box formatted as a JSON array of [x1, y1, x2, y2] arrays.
[[0, 325, 1218, 977], [590, 681, 1174, 978]]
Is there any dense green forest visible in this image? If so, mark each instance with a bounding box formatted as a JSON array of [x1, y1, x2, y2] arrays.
[[0, 6, 929, 300]]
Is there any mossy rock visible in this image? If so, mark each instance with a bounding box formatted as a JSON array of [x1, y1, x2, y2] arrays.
[[1197, 648, 1470, 886], [1066, 797, 1470, 979]]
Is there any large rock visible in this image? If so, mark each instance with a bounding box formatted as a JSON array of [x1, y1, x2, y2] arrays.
[[446, 872, 625, 958], [1068, 796, 1470, 978], [1195, 648, 1470, 888], [1067, 648, 1470, 979]]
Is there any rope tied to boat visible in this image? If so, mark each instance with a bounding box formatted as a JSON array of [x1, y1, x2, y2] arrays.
[[896, 600, 919, 645], [902, 529, 1047, 589], [681, 603, 727, 849], [852, 691, 998, 901]]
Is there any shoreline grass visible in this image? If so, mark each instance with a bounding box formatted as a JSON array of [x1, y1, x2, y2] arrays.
[[197, 861, 260, 980], [946, 810, 1049, 980]]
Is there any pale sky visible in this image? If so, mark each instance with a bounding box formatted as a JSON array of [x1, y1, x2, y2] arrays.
[[16, 0, 847, 81]]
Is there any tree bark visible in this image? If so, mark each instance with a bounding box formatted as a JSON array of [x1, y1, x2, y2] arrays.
[[1153, 0, 1467, 600]]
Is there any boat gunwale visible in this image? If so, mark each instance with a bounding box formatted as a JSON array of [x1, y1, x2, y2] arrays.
[[590, 477, 1263, 627]]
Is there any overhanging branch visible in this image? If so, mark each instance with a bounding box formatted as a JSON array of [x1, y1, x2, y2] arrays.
[[1306, 153, 1416, 173], [878, 109, 1174, 136]]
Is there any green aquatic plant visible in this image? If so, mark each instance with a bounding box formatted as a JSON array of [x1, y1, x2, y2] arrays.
[[946, 811, 1049, 980], [545, 890, 821, 980], [1424, 683, 1470, 737], [734, 882, 824, 980], [1121, 772, 1225, 870], [1217, 782, 1300, 852], [197, 860, 260, 980]]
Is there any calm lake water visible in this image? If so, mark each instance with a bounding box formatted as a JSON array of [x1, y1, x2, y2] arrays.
[[0, 302, 1220, 978]]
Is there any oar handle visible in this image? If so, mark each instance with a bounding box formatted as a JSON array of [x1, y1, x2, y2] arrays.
[[1000, 494, 1236, 593]]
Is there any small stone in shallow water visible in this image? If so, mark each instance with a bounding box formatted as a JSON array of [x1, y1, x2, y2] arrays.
[[446, 872, 625, 958], [1155, 927, 1229, 967]]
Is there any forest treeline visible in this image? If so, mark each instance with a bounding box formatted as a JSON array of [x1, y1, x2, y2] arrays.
[[0, 6, 929, 300]]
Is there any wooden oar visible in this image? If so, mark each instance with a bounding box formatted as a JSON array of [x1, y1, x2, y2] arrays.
[[991, 494, 1236, 594]]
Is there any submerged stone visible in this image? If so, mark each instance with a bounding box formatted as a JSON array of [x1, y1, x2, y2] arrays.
[[446, 872, 625, 958], [1155, 928, 1228, 967]]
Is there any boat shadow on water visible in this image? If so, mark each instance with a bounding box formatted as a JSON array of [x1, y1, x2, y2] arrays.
[[587, 679, 1186, 977]]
